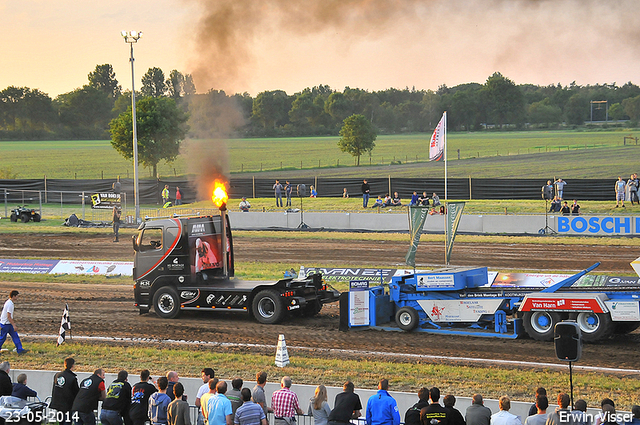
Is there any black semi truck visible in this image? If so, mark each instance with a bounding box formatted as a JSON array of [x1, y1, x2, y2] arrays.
[[132, 214, 339, 324]]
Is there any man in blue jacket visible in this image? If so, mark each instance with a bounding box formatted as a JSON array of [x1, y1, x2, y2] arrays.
[[366, 379, 400, 425]]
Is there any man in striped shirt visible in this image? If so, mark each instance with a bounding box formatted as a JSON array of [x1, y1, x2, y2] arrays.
[[270, 377, 303, 425], [235, 389, 267, 425]]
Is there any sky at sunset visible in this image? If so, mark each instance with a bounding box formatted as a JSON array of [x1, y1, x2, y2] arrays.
[[1, 0, 639, 98]]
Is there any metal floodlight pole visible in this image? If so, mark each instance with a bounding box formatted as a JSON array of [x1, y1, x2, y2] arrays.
[[122, 30, 143, 222]]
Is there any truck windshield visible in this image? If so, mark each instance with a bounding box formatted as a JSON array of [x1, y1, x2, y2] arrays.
[[138, 228, 163, 252]]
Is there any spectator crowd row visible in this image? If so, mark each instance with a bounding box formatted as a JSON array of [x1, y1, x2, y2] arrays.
[[0, 361, 637, 425]]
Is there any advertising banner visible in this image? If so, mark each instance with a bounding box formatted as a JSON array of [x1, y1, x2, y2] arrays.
[[348, 280, 370, 327], [445, 202, 465, 264], [405, 206, 430, 268], [0, 259, 58, 274], [91, 192, 121, 209], [50, 260, 132, 276], [557, 216, 640, 235]]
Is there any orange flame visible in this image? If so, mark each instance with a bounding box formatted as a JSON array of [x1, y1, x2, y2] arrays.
[[212, 180, 229, 208]]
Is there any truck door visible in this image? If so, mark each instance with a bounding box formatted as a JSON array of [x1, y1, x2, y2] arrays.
[[133, 220, 182, 281]]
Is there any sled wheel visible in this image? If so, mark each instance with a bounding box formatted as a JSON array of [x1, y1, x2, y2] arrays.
[[153, 287, 181, 319], [574, 312, 614, 342], [252, 290, 285, 324], [523, 311, 561, 341], [396, 306, 420, 331]]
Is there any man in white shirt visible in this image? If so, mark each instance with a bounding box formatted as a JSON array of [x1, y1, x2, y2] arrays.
[[491, 396, 522, 425], [196, 368, 215, 425], [0, 291, 28, 354]]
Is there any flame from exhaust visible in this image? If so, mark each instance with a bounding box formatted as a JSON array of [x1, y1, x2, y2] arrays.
[[212, 180, 229, 208]]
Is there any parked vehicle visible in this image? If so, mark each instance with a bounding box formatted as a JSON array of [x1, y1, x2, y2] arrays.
[[9, 206, 40, 223]]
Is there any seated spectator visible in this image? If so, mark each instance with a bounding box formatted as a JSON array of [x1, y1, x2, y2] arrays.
[[310, 186, 317, 198], [439, 206, 446, 215], [372, 196, 384, 208], [432, 193, 441, 207], [391, 192, 402, 206], [549, 196, 561, 213], [429, 208, 438, 215], [444, 395, 465, 425], [342, 188, 349, 198], [571, 200, 581, 215], [383, 194, 392, 207], [12, 373, 37, 400], [561, 201, 570, 216], [418, 192, 430, 207], [523, 395, 548, 425], [239, 197, 251, 212], [410, 191, 420, 206]]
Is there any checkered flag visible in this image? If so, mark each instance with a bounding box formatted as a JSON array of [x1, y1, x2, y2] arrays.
[[57, 304, 71, 346]]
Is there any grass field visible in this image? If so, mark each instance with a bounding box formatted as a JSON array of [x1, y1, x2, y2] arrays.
[[1, 129, 639, 179]]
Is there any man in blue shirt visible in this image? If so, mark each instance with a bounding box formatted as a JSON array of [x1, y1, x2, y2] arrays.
[[366, 379, 400, 425], [208, 381, 233, 425]]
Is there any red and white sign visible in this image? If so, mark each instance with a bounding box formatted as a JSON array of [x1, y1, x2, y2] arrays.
[[520, 297, 604, 313]]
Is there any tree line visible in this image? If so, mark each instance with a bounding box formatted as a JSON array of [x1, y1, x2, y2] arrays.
[[1, 65, 640, 141]]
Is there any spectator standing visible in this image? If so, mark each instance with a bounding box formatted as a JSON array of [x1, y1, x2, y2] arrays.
[[343, 188, 349, 198], [113, 177, 122, 195], [528, 388, 547, 417], [11, 373, 36, 400], [420, 387, 449, 425], [571, 200, 581, 216], [554, 179, 566, 200], [273, 180, 283, 207], [239, 198, 251, 212], [195, 368, 215, 425], [130, 370, 158, 425], [615, 177, 626, 208], [235, 388, 267, 425], [208, 381, 233, 425], [418, 192, 430, 207], [365, 379, 400, 425], [227, 378, 244, 419], [593, 399, 615, 425], [168, 383, 191, 425], [166, 371, 182, 402], [308, 385, 331, 425], [100, 370, 132, 425], [631, 174, 640, 205], [201, 378, 220, 424], [112, 206, 121, 243], [162, 185, 170, 205], [149, 377, 172, 425], [405, 388, 430, 425], [571, 400, 589, 425], [175, 187, 183, 206], [444, 395, 465, 425], [50, 357, 80, 425], [285, 181, 293, 207], [523, 396, 548, 425], [362, 179, 371, 208], [328, 381, 362, 425], [465, 394, 492, 425], [71, 368, 107, 425], [271, 376, 303, 425], [432, 193, 441, 207], [490, 396, 521, 425], [0, 290, 28, 354], [252, 372, 272, 420], [542, 181, 554, 201]]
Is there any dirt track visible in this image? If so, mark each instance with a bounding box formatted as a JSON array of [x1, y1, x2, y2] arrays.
[[1, 232, 639, 370]]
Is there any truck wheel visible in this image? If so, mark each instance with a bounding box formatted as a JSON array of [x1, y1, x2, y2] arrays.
[[33, 213, 41, 222], [303, 300, 322, 317], [575, 312, 614, 342], [20, 213, 30, 223], [10, 213, 17, 222], [252, 290, 285, 324], [523, 311, 560, 341], [396, 306, 419, 331], [153, 287, 181, 319], [614, 321, 640, 334]]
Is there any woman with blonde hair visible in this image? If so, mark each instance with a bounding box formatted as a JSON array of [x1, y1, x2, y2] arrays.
[[308, 384, 331, 425]]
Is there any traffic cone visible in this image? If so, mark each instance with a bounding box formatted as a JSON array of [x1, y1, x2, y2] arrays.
[[275, 334, 290, 368]]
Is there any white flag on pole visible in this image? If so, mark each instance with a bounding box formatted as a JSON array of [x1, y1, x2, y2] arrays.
[[429, 112, 446, 161]]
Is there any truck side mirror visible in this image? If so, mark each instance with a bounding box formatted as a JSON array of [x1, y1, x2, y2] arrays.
[[132, 235, 138, 252]]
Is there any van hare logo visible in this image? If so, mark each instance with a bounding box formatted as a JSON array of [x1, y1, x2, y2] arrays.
[[557, 216, 636, 234], [192, 223, 206, 235]]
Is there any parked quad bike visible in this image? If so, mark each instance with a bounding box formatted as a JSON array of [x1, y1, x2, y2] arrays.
[[9, 206, 41, 223]]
